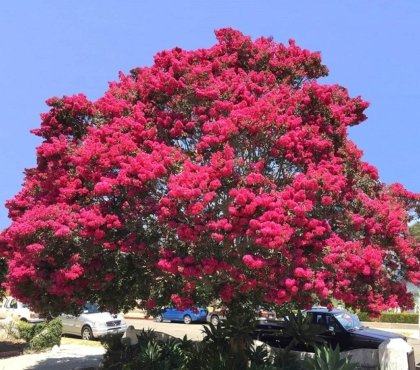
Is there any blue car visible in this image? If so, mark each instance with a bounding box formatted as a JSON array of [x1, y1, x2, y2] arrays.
[[155, 307, 208, 324]]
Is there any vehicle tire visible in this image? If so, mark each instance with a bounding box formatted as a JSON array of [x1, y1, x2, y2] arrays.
[[183, 315, 192, 324], [81, 326, 94, 340], [210, 315, 220, 326], [155, 314, 163, 322]]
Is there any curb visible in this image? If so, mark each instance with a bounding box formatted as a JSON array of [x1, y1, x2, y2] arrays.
[[123, 316, 154, 320]]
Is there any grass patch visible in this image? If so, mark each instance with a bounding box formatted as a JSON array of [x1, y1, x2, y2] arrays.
[[61, 336, 104, 347]]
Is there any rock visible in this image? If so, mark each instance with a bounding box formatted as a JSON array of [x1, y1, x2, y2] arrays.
[[51, 344, 60, 353], [379, 338, 415, 370], [121, 325, 138, 346]]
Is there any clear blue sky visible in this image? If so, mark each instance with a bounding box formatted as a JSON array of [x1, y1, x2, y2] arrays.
[[1, 1, 419, 230]]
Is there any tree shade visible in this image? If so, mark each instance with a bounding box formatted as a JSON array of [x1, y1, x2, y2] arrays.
[[1, 29, 419, 316]]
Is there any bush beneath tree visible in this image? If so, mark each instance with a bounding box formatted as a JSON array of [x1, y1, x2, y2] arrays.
[[18, 318, 62, 352], [100, 327, 358, 370]]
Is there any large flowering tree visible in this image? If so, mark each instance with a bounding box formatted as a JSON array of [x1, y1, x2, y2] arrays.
[[1, 29, 419, 316]]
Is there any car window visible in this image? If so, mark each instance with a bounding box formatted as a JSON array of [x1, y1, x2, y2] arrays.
[[334, 312, 362, 330], [83, 303, 100, 314], [315, 314, 327, 327], [324, 315, 342, 332], [9, 299, 18, 309]]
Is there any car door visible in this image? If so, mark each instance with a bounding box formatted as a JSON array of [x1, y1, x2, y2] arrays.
[[164, 308, 178, 321], [74, 313, 88, 335], [61, 314, 78, 335], [7, 298, 18, 320], [319, 314, 351, 350], [0, 298, 7, 319]]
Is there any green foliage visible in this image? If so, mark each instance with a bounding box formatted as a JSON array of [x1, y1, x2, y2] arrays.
[[102, 311, 346, 369], [272, 349, 303, 370], [282, 310, 326, 351], [201, 321, 229, 354], [101, 329, 198, 370], [409, 222, 420, 241], [301, 345, 357, 370], [354, 311, 371, 322], [379, 312, 418, 324], [356, 311, 418, 324], [100, 333, 127, 368], [200, 309, 259, 369], [29, 318, 62, 351], [246, 342, 271, 367], [102, 324, 283, 369], [18, 318, 62, 352], [18, 320, 47, 342]]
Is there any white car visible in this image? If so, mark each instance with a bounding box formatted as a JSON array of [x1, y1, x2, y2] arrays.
[[60, 303, 127, 340], [0, 296, 44, 323]]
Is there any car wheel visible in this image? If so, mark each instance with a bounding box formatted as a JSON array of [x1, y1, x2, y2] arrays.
[[81, 326, 94, 340], [183, 315, 192, 324], [155, 314, 163, 322], [210, 315, 220, 326]]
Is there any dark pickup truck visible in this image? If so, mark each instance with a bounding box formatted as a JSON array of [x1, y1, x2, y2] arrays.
[[253, 307, 406, 351]]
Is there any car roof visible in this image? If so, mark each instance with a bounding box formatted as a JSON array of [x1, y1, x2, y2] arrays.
[[306, 307, 348, 314]]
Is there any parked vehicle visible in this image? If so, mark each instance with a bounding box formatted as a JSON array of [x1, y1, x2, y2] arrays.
[[206, 309, 227, 326], [206, 306, 276, 326], [155, 307, 208, 324], [60, 303, 127, 340], [0, 296, 44, 323], [253, 308, 406, 351]]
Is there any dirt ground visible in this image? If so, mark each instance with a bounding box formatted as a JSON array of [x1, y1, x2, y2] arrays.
[[0, 340, 26, 358], [0, 321, 27, 358]]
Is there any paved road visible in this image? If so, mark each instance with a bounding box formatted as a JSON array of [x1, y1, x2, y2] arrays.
[[0, 343, 105, 370], [125, 318, 206, 340]]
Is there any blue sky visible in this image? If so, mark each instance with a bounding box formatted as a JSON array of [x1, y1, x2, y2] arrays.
[[1, 1, 419, 229]]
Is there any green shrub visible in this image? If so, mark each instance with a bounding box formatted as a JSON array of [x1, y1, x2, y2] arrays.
[[379, 313, 418, 324], [18, 320, 47, 343], [354, 311, 371, 322], [101, 321, 319, 369], [357, 311, 418, 324], [31, 318, 62, 351], [101, 329, 200, 370], [19, 318, 62, 352], [301, 345, 357, 370], [101, 333, 126, 369]]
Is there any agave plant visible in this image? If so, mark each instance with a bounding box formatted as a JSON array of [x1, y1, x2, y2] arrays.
[[301, 344, 357, 370], [135, 340, 163, 369], [282, 310, 326, 351], [246, 342, 272, 367]]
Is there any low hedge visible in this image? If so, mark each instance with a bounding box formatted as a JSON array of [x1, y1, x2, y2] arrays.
[[358, 312, 418, 324], [379, 313, 418, 324], [18, 318, 62, 352]]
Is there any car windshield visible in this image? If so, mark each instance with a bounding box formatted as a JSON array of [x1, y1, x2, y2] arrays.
[[83, 303, 100, 314], [334, 312, 363, 330]]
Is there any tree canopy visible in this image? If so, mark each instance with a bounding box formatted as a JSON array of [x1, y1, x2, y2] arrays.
[[1, 29, 419, 316]]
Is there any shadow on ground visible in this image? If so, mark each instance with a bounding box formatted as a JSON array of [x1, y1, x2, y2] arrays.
[[24, 353, 103, 370]]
